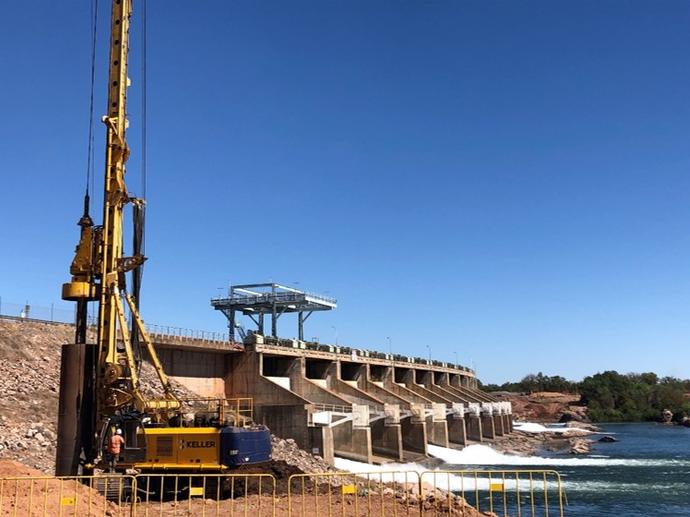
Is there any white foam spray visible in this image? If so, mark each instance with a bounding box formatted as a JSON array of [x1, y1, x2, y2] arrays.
[[426, 444, 690, 467], [513, 422, 595, 434]]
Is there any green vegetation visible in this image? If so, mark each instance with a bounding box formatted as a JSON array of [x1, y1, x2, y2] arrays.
[[481, 371, 690, 423], [480, 372, 578, 394]]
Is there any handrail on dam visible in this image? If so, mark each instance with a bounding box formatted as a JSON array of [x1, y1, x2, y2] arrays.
[[1, 308, 475, 373], [0, 312, 230, 344], [146, 323, 229, 342], [255, 336, 475, 374], [311, 403, 354, 413]]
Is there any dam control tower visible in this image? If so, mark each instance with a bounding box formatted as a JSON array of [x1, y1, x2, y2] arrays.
[[211, 282, 337, 341]]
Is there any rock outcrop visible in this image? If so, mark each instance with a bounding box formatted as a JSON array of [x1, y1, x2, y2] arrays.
[[492, 391, 588, 423], [598, 435, 618, 443]]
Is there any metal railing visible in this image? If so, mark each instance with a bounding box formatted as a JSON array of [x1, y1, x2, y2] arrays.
[[258, 339, 475, 376], [0, 299, 230, 344], [145, 323, 229, 343], [0, 469, 565, 517], [288, 470, 422, 517], [310, 403, 354, 414], [0, 299, 476, 374], [419, 470, 565, 517]]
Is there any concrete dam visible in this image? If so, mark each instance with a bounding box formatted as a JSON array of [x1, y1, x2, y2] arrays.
[[148, 281, 514, 466], [154, 334, 512, 464]]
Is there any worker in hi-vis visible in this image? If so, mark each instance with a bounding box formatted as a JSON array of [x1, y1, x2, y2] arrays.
[[107, 429, 125, 472]]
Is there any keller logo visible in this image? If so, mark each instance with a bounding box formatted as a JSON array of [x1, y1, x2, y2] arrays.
[[181, 440, 216, 449]]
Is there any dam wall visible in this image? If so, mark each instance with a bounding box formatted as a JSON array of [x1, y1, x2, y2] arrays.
[[152, 334, 512, 465]]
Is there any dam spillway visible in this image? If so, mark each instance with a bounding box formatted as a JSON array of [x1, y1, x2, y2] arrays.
[[151, 330, 513, 465]]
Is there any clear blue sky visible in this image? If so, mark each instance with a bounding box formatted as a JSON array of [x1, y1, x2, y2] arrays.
[[1, 1, 689, 384]]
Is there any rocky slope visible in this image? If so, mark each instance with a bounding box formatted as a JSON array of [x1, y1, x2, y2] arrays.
[[0, 318, 337, 476], [0, 319, 70, 472]]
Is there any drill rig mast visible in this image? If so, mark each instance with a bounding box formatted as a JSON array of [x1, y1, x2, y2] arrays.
[[57, 0, 271, 477], [57, 0, 179, 475]]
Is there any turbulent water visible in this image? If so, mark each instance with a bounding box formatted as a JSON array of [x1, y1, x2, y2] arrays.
[[334, 422, 690, 516]]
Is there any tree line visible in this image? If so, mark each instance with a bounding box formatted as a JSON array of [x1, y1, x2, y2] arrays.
[[480, 371, 690, 423]]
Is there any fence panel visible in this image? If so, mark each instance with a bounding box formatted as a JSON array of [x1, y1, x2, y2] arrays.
[[132, 473, 276, 517], [419, 470, 565, 517], [0, 475, 134, 517], [287, 470, 421, 517]]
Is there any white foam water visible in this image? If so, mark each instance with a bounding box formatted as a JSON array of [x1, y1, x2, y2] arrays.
[[513, 422, 595, 434], [333, 457, 426, 475], [426, 444, 690, 467], [333, 456, 557, 491]]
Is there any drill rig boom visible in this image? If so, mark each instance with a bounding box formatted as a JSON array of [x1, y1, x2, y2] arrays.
[[59, 0, 180, 473], [57, 0, 271, 477]]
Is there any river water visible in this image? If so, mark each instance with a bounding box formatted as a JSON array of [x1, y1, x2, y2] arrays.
[[335, 422, 690, 516], [546, 422, 690, 516]]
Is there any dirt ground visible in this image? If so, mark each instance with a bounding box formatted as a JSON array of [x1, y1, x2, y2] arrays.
[[134, 492, 491, 516], [0, 460, 123, 516]]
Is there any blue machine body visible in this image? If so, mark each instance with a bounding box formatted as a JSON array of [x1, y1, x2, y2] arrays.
[[220, 425, 272, 466]]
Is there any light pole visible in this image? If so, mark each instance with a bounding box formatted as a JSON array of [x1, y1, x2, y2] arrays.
[[331, 325, 338, 345], [453, 351, 458, 369], [426, 344, 431, 363]]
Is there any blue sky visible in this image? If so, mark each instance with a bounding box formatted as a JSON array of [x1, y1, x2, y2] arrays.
[[1, 1, 690, 384]]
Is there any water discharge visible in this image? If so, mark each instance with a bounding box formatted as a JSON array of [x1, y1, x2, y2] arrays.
[[334, 423, 690, 516], [427, 443, 690, 467]]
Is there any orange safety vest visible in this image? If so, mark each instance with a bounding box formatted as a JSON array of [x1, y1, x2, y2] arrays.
[[108, 434, 125, 454]]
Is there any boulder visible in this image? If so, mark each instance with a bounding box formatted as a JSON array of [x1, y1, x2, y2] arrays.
[[598, 435, 618, 443], [564, 421, 601, 432], [559, 409, 590, 423], [661, 409, 674, 424], [569, 437, 591, 454]]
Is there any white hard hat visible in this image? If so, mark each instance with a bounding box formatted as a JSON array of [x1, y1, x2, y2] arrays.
[[116, 429, 123, 435]]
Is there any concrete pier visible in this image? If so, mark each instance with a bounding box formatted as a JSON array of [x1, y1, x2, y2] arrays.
[[465, 403, 483, 442], [481, 406, 496, 440], [447, 408, 467, 446], [366, 365, 428, 458]]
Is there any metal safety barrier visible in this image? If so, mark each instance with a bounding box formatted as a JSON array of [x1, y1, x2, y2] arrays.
[[0, 469, 565, 517], [0, 475, 134, 517], [419, 470, 565, 517], [287, 471, 422, 517], [132, 473, 276, 517], [288, 470, 565, 517]]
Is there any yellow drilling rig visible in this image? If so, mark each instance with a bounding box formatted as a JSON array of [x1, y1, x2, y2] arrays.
[[56, 0, 270, 476]]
